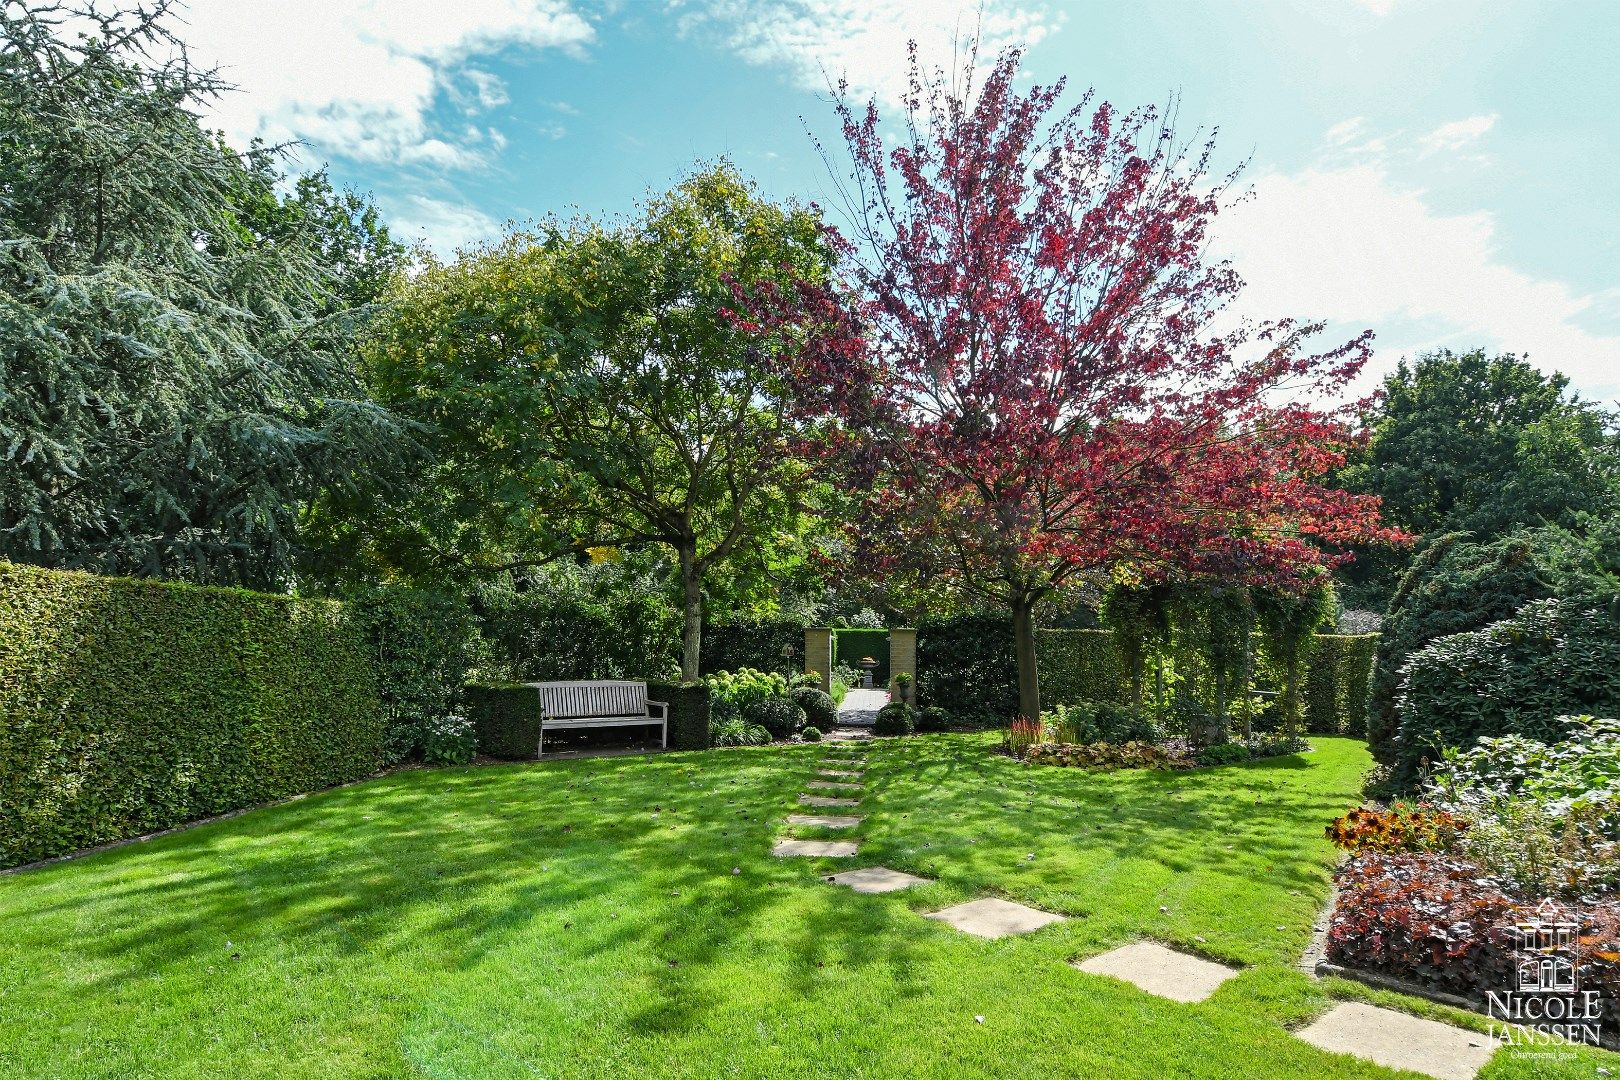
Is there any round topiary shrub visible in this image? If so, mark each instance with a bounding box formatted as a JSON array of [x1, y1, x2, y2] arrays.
[[791, 686, 837, 730], [801, 726, 822, 742], [874, 701, 917, 736], [745, 695, 806, 740], [916, 705, 953, 732]]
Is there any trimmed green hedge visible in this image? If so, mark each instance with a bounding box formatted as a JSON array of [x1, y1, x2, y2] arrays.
[[347, 586, 472, 764], [466, 683, 541, 759], [1303, 633, 1378, 736], [1037, 629, 1129, 707], [832, 628, 890, 685], [1394, 599, 1620, 784], [919, 613, 1378, 732], [0, 562, 383, 868], [916, 614, 1017, 724], [700, 618, 804, 677], [646, 680, 711, 751]]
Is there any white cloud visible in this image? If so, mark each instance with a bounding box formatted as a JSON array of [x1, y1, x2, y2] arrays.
[[464, 70, 511, 110], [178, 1, 592, 168], [386, 195, 501, 257], [1418, 113, 1498, 156], [1219, 162, 1620, 400], [684, 0, 1061, 109]]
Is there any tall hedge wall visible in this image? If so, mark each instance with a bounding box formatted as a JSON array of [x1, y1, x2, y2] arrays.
[[1393, 599, 1620, 784], [916, 614, 1018, 723], [1037, 629, 1129, 707], [1303, 633, 1378, 736], [832, 628, 890, 684], [700, 617, 805, 676], [917, 613, 1378, 731], [0, 562, 383, 868]]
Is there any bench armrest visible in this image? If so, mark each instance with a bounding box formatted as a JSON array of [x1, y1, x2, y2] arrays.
[[645, 699, 669, 720]]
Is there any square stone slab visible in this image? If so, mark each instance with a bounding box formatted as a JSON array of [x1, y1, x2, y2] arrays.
[[1296, 1003, 1496, 1080], [1073, 941, 1239, 1003], [786, 813, 861, 828], [800, 794, 859, 808], [772, 838, 858, 857], [925, 897, 1065, 939], [817, 769, 862, 779], [825, 866, 931, 893], [808, 780, 862, 791]]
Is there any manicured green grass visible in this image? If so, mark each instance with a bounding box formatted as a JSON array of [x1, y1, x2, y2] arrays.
[[1, 735, 1611, 1078]]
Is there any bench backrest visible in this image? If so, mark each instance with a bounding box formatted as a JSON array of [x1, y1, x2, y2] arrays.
[[532, 680, 649, 720]]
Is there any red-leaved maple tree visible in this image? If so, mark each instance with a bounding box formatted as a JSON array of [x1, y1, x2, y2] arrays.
[[735, 44, 1402, 720]]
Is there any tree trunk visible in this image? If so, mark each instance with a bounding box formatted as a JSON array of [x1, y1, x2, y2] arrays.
[[1012, 596, 1041, 721], [678, 539, 702, 682], [1283, 658, 1300, 744], [1240, 634, 1254, 742]]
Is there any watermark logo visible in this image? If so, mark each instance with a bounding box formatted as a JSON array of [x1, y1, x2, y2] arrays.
[[1487, 900, 1605, 1057]]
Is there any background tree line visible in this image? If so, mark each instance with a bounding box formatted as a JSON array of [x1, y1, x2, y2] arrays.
[[7, 5, 1618, 742]]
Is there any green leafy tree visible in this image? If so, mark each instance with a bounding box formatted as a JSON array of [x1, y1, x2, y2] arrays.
[[0, 3, 408, 588], [1338, 349, 1618, 605], [366, 164, 835, 678]]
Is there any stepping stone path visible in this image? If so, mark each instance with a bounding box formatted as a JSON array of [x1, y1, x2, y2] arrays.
[[768, 747, 868, 859], [1296, 1003, 1496, 1080], [1074, 941, 1239, 1003], [755, 735, 1492, 1080], [800, 794, 859, 808], [773, 838, 858, 858], [925, 897, 1066, 939], [786, 813, 861, 828], [825, 867, 930, 893]]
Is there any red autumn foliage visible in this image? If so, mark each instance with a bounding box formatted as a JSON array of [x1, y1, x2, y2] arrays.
[[1328, 853, 1620, 1026], [732, 42, 1404, 717]]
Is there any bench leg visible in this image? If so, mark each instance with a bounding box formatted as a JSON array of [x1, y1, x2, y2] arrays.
[[537, 726, 544, 759], [660, 720, 667, 750]]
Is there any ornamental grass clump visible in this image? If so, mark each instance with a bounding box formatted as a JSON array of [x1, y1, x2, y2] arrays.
[[1005, 716, 1043, 758]]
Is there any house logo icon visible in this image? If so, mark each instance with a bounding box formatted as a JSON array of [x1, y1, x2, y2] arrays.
[[1513, 900, 1579, 993]]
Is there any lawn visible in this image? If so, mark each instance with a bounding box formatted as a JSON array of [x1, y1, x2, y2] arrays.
[[1, 735, 1609, 1079]]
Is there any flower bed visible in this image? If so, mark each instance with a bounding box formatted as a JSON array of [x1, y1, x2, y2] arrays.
[[1020, 740, 1192, 770], [1327, 852, 1620, 1027], [1004, 706, 1311, 772]]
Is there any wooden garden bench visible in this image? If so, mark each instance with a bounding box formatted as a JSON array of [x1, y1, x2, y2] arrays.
[[524, 679, 668, 756]]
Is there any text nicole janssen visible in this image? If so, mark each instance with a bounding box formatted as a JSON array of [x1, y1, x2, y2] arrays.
[[1487, 990, 1605, 1047]]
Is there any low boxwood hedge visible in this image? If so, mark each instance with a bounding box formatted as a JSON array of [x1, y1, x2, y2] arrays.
[[647, 680, 711, 751], [466, 683, 542, 759]]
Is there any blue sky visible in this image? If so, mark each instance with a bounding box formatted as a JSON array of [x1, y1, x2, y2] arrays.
[[179, 0, 1620, 400]]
